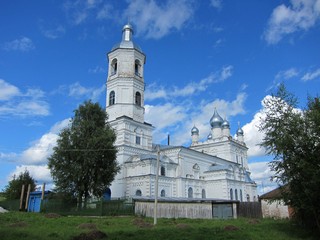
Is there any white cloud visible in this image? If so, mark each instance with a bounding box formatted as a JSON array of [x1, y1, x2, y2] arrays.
[[248, 161, 277, 195], [145, 85, 167, 101], [145, 91, 247, 146], [68, 82, 105, 101], [124, 0, 194, 39], [41, 25, 66, 39], [0, 79, 20, 100], [64, 0, 114, 25], [275, 67, 299, 80], [301, 67, 320, 81], [145, 66, 233, 101], [243, 109, 266, 157], [210, 0, 222, 10], [20, 133, 59, 165], [264, 0, 320, 44], [9, 165, 52, 184], [88, 66, 106, 74], [5, 118, 70, 188], [96, 4, 113, 20], [3, 37, 35, 52], [145, 103, 187, 131], [0, 80, 50, 117], [267, 67, 299, 91], [20, 118, 70, 165]]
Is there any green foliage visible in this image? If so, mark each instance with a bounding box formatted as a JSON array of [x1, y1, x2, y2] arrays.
[[3, 170, 36, 200], [259, 83, 320, 231], [48, 101, 119, 208]]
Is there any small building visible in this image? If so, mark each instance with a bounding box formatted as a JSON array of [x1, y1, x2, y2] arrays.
[[134, 197, 238, 219], [27, 191, 50, 212], [260, 187, 292, 219]]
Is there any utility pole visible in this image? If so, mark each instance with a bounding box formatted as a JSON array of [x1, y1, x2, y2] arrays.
[[154, 145, 160, 225]]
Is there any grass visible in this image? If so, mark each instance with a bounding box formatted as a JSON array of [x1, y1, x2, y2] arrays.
[[0, 211, 318, 240]]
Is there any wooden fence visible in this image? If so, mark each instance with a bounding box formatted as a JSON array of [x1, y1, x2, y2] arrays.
[[237, 202, 262, 218]]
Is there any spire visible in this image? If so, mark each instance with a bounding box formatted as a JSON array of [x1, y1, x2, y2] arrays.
[[122, 23, 133, 41]]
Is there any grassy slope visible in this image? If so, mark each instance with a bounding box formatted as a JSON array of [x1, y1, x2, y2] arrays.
[[0, 212, 318, 240]]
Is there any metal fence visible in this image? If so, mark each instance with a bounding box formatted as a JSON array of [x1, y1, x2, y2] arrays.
[[0, 199, 20, 211], [237, 202, 262, 218], [41, 199, 134, 216]]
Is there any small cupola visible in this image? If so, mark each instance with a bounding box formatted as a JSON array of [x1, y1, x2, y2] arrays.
[[191, 125, 199, 135]]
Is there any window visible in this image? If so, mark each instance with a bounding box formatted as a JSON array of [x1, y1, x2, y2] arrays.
[[235, 189, 238, 200], [161, 166, 165, 176], [136, 136, 141, 145], [246, 194, 250, 202], [111, 59, 117, 75], [135, 92, 141, 106], [161, 189, 165, 197], [109, 91, 115, 105], [188, 187, 193, 198], [136, 189, 142, 196], [202, 189, 206, 199], [135, 60, 141, 76], [240, 190, 243, 202], [230, 189, 233, 200]]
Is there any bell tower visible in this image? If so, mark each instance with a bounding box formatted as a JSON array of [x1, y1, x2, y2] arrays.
[[106, 24, 153, 150]]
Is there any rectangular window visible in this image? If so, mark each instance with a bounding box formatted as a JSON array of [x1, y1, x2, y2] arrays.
[[136, 136, 141, 145]]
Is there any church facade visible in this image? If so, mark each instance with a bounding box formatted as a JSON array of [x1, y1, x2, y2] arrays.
[[106, 24, 257, 202]]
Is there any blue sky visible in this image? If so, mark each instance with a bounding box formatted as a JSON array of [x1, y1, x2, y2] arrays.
[[1, 0, 319, 194]]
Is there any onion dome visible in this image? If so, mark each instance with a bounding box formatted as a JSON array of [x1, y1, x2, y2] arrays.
[[237, 126, 244, 136], [207, 133, 212, 140], [210, 108, 223, 128], [111, 24, 142, 52], [191, 125, 199, 135], [221, 119, 230, 129]]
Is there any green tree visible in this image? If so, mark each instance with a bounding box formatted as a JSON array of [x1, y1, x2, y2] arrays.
[[3, 170, 36, 200], [48, 101, 119, 208], [259, 83, 320, 230]]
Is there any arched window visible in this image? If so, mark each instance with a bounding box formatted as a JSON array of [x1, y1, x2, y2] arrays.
[[202, 189, 206, 199], [135, 59, 141, 76], [246, 194, 250, 202], [240, 190, 243, 202], [109, 91, 115, 105], [230, 189, 233, 200], [161, 189, 165, 197], [188, 187, 193, 198], [111, 58, 117, 75], [135, 91, 141, 106], [161, 166, 165, 176], [235, 189, 238, 200], [136, 189, 142, 196]]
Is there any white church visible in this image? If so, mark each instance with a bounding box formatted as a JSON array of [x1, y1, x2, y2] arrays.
[[106, 24, 257, 202]]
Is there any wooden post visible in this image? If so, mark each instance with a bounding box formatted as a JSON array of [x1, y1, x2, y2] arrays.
[[25, 184, 31, 211], [41, 183, 46, 200], [19, 184, 25, 211]]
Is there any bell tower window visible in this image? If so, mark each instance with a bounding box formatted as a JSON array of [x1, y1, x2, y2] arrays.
[[111, 59, 117, 75], [135, 91, 141, 106], [109, 91, 115, 105], [161, 166, 165, 176], [135, 59, 141, 76]]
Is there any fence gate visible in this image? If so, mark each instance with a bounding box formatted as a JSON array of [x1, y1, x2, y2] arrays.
[[212, 204, 233, 219], [237, 202, 262, 218]]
